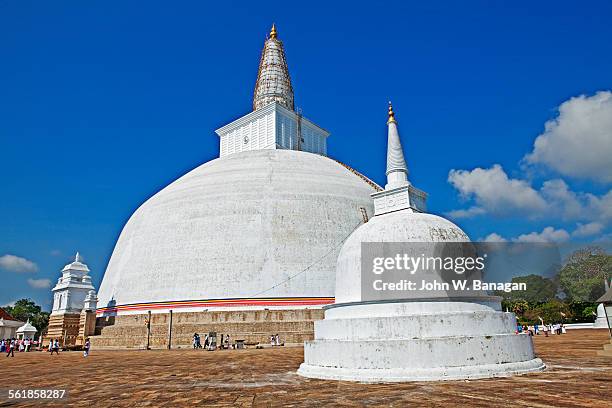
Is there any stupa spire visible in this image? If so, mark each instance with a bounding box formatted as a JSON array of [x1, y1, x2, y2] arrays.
[[75, 252, 81, 263], [385, 102, 409, 189], [270, 23, 277, 39], [253, 24, 295, 111]]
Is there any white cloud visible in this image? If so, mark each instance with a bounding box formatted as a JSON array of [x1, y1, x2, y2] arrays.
[[482, 233, 507, 242], [50, 250, 62, 257], [447, 165, 612, 227], [572, 222, 604, 238], [585, 190, 612, 224], [524, 91, 612, 183], [447, 165, 546, 217], [514, 227, 570, 243], [0, 254, 38, 273], [27, 278, 51, 289], [2, 300, 17, 307], [446, 206, 486, 219], [539, 179, 583, 220], [485, 222, 608, 243]]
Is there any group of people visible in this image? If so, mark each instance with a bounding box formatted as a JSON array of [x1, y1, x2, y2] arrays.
[[269, 334, 282, 346], [2, 338, 37, 356], [517, 323, 566, 337], [3, 337, 91, 357], [192, 333, 283, 349], [46, 338, 90, 357], [47, 339, 61, 355], [192, 332, 222, 350]]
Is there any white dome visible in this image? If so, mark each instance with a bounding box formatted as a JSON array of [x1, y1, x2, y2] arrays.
[[97, 149, 376, 313], [335, 210, 469, 304], [17, 319, 37, 334]]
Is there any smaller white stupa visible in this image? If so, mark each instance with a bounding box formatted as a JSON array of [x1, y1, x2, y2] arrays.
[[16, 319, 37, 340], [594, 279, 611, 328], [298, 103, 545, 382], [51, 252, 96, 315]]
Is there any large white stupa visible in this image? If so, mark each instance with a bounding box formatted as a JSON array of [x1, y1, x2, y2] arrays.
[[298, 104, 545, 382], [96, 26, 379, 316]]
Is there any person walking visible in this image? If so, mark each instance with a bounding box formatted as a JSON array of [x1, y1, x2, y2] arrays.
[[83, 338, 90, 357], [6, 338, 15, 357], [543, 323, 549, 337], [51, 339, 60, 355]]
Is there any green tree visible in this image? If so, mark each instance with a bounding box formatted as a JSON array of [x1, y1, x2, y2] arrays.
[[581, 304, 598, 320], [495, 274, 557, 303], [524, 299, 572, 324], [510, 299, 530, 316], [558, 247, 612, 302], [5, 298, 50, 337]]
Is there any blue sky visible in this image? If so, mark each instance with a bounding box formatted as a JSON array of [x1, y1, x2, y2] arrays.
[[1, 1, 611, 310]]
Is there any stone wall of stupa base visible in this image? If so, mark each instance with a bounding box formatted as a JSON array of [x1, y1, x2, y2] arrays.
[[89, 309, 325, 349], [44, 313, 81, 347], [75, 310, 97, 346]]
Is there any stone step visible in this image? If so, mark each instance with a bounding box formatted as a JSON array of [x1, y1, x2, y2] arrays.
[[315, 311, 517, 340], [303, 334, 538, 370]]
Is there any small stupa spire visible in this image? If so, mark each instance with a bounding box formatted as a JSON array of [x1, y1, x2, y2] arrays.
[[385, 102, 409, 189], [270, 23, 277, 39], [75, 252, 81, 263], [387, 101, 396, 124]]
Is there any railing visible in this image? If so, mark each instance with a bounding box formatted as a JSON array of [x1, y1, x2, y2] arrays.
[[333, 159, 383, 192]]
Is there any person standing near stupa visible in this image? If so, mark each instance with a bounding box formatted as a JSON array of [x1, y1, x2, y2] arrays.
[[6, 338, 15, 357], [83, 338, 90, 357]]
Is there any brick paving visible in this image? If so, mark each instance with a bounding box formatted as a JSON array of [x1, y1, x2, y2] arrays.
[[1, 329, 610, 407]]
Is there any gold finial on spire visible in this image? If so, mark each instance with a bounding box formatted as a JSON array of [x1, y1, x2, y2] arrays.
[[270, 23, 277, 39], [387, 101, 397, 124]]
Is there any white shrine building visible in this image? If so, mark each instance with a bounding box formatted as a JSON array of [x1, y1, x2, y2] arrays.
[[45, 253, 98, 346], [51, 252, 96, 315], [16, 319, 37, 340]]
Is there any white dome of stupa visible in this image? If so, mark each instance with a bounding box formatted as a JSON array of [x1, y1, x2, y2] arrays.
[[97, 25, 380, 315], [97, 149, 377, 313], [335, 211, 469, 304]]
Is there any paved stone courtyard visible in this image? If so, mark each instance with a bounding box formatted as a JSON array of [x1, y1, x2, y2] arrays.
[[1, 330, 610, 407]]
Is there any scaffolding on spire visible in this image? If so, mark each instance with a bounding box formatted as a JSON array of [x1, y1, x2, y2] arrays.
[[253, 24, 295, 111]]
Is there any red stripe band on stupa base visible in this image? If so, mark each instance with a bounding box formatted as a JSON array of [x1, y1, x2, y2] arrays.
[[96, 297, 334, 315]]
